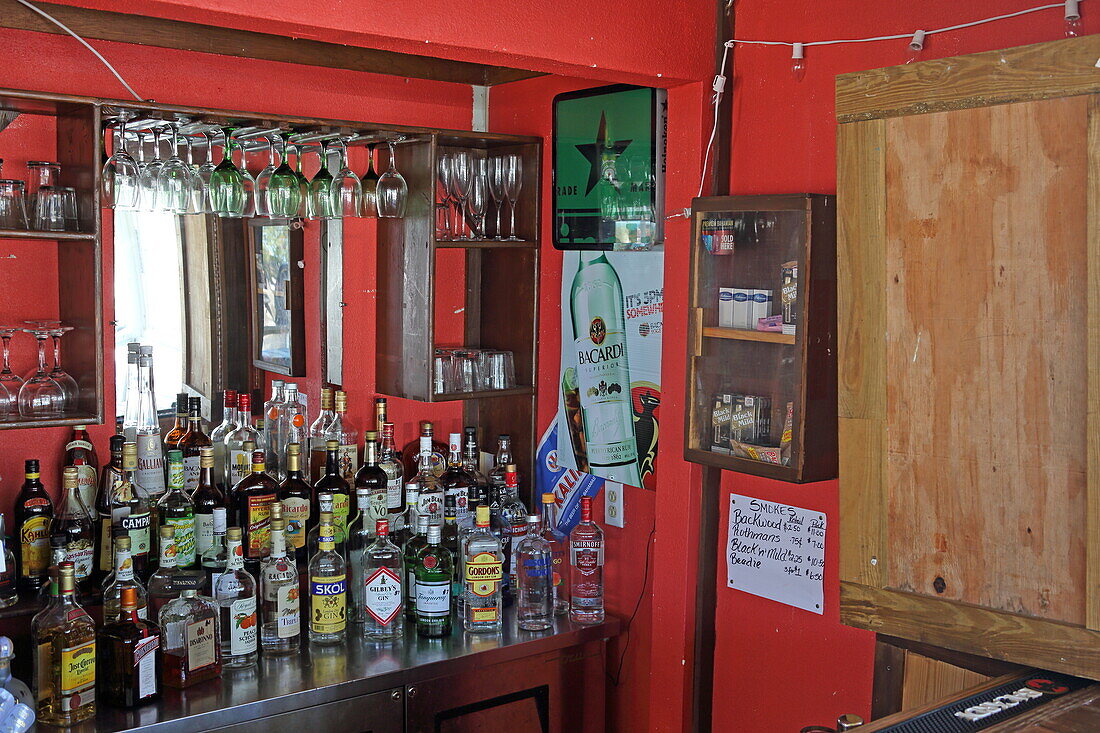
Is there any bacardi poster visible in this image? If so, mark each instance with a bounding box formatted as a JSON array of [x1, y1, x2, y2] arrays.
[[558, 250, 662, 490]]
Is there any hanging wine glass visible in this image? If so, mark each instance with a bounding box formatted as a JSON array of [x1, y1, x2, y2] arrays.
[[502, 153, 523, 241], [330, 139, 362, 219], [158, 124, 194, 215], [376, 141, 408, 219], [210, 128, 246, 217], [254, 135, 279, 218], [487, 155, 505, 241], [447, 149, 472, 236], [101, 113, 139, 210], [361, 143, 379, 218], [268, 134, 302, 219], [181, 134, 205, 215], [0, 326, 22, 418], [292, 143, 311, 219], [137, 129, 164, 212], [17, 325, 65, 418], [194, 131, 218, 214], [47, 325, 78, 411], [308, 142, 336, 220], [237, 143, 257, 219], [435, 152, 452, 239]]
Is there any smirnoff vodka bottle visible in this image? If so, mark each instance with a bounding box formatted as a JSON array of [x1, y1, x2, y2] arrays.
[[569, 496, 604, 625]]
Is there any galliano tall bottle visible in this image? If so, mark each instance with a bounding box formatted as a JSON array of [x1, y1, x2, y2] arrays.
[[568, 251, 642, 487], [135, 346, 167, 498]]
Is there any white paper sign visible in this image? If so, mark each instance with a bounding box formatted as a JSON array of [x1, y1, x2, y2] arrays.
[[726, 493, 825, 614]]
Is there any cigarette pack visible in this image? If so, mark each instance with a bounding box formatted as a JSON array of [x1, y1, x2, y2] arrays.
[[718, 288, 735, 328], [732, 288, 752, 329], [750, 289, 773, 325]]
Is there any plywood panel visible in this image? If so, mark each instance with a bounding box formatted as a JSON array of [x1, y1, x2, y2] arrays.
[[900, 651, 989, 711], [883, 97, 1089, 624]]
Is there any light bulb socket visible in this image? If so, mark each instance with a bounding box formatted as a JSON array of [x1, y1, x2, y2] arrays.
[[1066, 0, 1081, 21], [792, 42, 805, 60], [909, 30, 926, 52]]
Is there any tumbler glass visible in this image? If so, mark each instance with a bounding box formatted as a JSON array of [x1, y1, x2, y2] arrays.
[[33, 186, 67, 231], [0, 181, 28, 229], [60, 187, 79, 231]]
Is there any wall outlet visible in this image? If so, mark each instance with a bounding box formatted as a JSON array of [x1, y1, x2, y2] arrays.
[[604, 481, 624, 528]]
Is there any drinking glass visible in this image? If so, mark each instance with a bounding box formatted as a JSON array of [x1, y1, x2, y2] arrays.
[[447, 149, 472, 237], [102, 116, 139, 210], [502, 153, 523, 240], [477, 350, 515, 390], [158, 124, 194, 214], [450, 350, 479, 393], [467, 159, 488, 239], [376, 141, 408, 219], [181, 134, 205, 214], [487, 156, 505, 240], [435, 152, 452, 239], [267, 135, 302, 219], [195, 131, 218, 214], [254, 136, 279, 218], [330, 140, 362, 219], [308, 143, 336, 220], [140, 129, 168, 211], [26, 162, 59, 214], [292, 144, 311, 218], [0, 181, 28, 229], [60, 188, 79, 230], [47, 326, 78, 410], [361, 144, 379, 218], [210, 128, 247, 217], [0, 327, 22, 417], [18, 326, 65, 418], [32, 186, 66, 231]]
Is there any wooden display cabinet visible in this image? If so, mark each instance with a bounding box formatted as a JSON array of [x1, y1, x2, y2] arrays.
[[684, 194, 836, 483]]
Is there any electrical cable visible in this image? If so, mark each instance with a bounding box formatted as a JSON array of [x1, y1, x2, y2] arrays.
[[608, 523, 656, 687], [12, 0, 145, 101]]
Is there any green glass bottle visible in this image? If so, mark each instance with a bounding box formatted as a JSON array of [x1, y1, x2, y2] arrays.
[[414, 524, 452, 638], [157, 451, 196, 569]]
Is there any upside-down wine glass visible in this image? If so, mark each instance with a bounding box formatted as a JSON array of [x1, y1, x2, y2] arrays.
[[487, 155, 505, 240], [435, 152, 452, 239], [330, 139, 362, 219], [308, 142, 336, 220], [18, 325, 65, 418], [0, 327, 22, 418], [292, 143, 311, 218], [376, 141, 408, 219], [102, 114, 139, 210], [137, 129, 163, 212], [210, 128, 247, 217], [195, 131, 218, 214], [447, 149, 472, 237], [47, 325, 78, 411], [254, 135, 279, 218], [267, 134, 302, 219], [361, 144, 379, 218], [159, 124, 194, 215], [502, 153, 523, 241]]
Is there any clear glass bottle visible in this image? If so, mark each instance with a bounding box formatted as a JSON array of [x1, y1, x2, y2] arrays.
[[346, 487, 371, 624], [260, 517, 300, 655], [516, 515, 553, 631], [499, 465, 529, 601], [325, 390, 359, 482], [51, 467, 94, 596], [94, 435, 125, 586], [540, 493, 570, 615], [178, 397, 212, 494], [278, 443, 312, 569], [315, 440, 352, 542], [0, 515, 18, 608], [401, 420, 446, 480], [192, 447, 224, 560], [134, 346, 167, 499], [226, 393, 262, 488], [14, 459, 52, 594], [414, 525, 452, 638], [439, 432, 474, 525], [402, 514, 429, 621], [462, 505, 503, 633], [38, 537, 65, 608], [97, 585, 161, 707], [308, 512, 347, 645], [158, 589, 221, 688], [308, 387, 335, 483], [359, 519, 403, 640], [200, 507, 228, 593], [569, 496, 604, 625], [307, 493, 346, 560], [354, 431, 388, 539], [214, 527, 258, 668], [487, 433, 514, 499], [441, 493, 461, 608], [157, 450, 196, 569], [392, 483, 419, 547], [103, 534, 149, 621], [414, 428, 444, 526], [379, 422, 405, 519], [262, 380, 286, 481], [278, 383, 308, 482], [209, 389, 238, 491], [122, 342, 141, 441], [63, 424, 99, 516], [148, 525, 182, 618], [31, 564, 96, 726]]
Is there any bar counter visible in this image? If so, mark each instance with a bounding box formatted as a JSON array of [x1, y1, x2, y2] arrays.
[[45, 610, 620, 732]]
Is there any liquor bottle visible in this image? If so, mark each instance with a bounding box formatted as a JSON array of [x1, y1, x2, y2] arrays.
[[163, 392, 190, 448], [347, 487, 372, 624], [122, 342, 141, 441], [569, 251, 642, 486], [260, 516, 300, 655], [278, 443, 312, 568], [516, 515, 553, 631], [14, 460, 52, 593], [308, 387, 335, 483], [50, 467, 94, 595], [39, 536, 66, 608], [179, 397, 212, 493], [360, 519, 403, 640], [487, 433, 514, 497], [0, 515, 17, 608], [392, 483, 419, 548], [379, 422, 405, 518], [440, 432, 474, 525], [441, 493, 461, 606], [117, 442, 153, 582], [214, 527, 258, 668], [157, 450, 196, 569], [31, 564, 96, 726], [94, 435, 125, 585], [326, 391, 359, 482], [262, 379, 286, 481], [209, 389, 238, 490], [414, 427, 444, 525], [457, 496, 482, 609], [103, 535, 149, 620], [462, 505, 503, 633], [308, 512, 347, 645], [402, 514, 429, 622], [414, 524, 452, 638], [499, 466, 530, 600], [401, 421, 447, 481], [134, 347, 167, 499], [232, 451, 278, 578], [226, 392, 262, 488], [307, 493, 346, 559], [63, 424, 99, 514], [98, 585, 162, 707], [461, 427, 490, 523], [374, 396, 389, 434], [315, 440, 352, 541], [569, 496, 605, 624], [158, 589, 221, 689], [148, 525, 182, 618], [540, 493, 570, 615], [278, 383, 308, 482], [354, 431, 388, 538], [192, 447, 224, 559], [200, 507, 228, 593]]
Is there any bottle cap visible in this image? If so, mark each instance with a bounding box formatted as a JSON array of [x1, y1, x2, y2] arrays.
[[175, 393, 188, 415], [115, 535, 132, 550], [251, 450, 265, 467], [376, 519, 389, 535], [223, 389, 236, 406], [110, 434, 125, 452], [505, 463, 517, 472], [365, 430, 377, 441], [74, 424, 87, 431], [320, 511, 334, 523], [270, 501, 282, 519], [272, 379, 285, 388], [200, 447, 214, 468], [527, 514, 540, 524], [417, 514, 430, 531], [213, 507, 227, 533], [422, 421, 433, 431], [427, 524, 441, 543], [238, 392, 252, 411], [271, 517, 286, 532], [476, 505, 490, 526], [62, 466, 78, 488], [542, 492, 555, 504], [335, 391, 348, 410], [227, 527, 242, 541], [167, 449, 183, 462], [120, 586, 138, 610], [243, 440, 255, 452], [182, 589, 198, 598], [449, 433, 462, 451], [326, 439, 339, 450], [23, 459, 39, 475]]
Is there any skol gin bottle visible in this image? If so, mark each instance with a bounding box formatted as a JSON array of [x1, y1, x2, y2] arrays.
[[569, 251, 641, 486]]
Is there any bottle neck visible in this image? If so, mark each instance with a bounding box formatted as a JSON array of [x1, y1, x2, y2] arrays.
[[318, 524, 335, 551], [326, 449, 340, 475], [221, 406, 237, 427], [496, 444, 512, 466], [225, 539, 244, 570], [198, 465, 215, 487], [115, 549, 134, 581], [270, 528, 286, 558], [364, 441, 378, 466]]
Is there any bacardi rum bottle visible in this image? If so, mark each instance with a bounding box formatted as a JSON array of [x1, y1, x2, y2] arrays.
[[569, 496, 604, 625], [359, 519, 403, 640], [569, 251, 641, 486], [214, 527, 258, 668]]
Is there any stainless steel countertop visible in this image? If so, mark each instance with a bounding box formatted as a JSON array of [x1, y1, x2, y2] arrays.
[[47, 611, 620, 732]]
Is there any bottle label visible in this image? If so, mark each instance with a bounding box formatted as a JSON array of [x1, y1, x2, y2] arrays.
[[465, 551, 504, 597], [571, 540, 603, 575], [332, 493, 350, 538], [59, 639, 96, 711], [121, 511, 152, 561], [338, 444, 359, 481], [276, 583, 302, 638], [19, 516, 50, 577], [414, 579, 450, 617], [228, 596, 258, 655], [508, 523, 528, 581], [65, 439, 93, 452], [135, 433, 167, 497], [245, 494, 275, 558], [417, 490, 444, 524], [228, 449, 251, 486], [281, 497, 310, 550], [36, 642, 50, 704], [73, 464, 97, 515], [385, 477, 403, 510], [368, 491, 389, 527], [551, 548, 567, 591], [166, 516, 196, 567], [186, 617, 216, 671], [310, 574, 347, 634], [572, 323, 640, 469], [183, 455, 202, 493], [115, 549, 135, 582], [97, 515, 113, 573], [65, 539, 94, 582], [363, 566, 402, 625], [470, 605, 500, 623], [134, 635, 159, 700], [195, 512, 215, 556]]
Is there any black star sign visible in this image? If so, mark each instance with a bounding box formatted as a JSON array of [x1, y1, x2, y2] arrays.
[[575, 111, 632, 196]]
